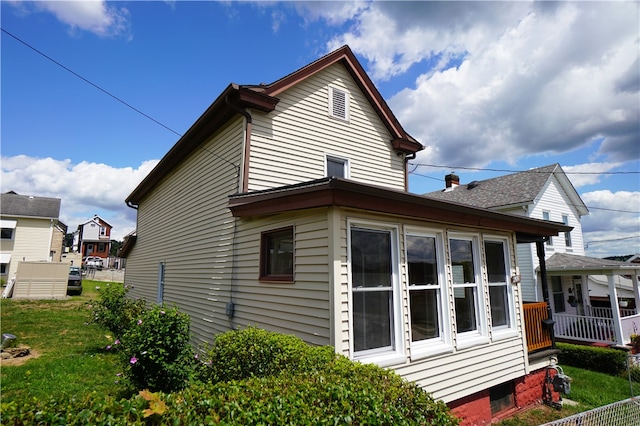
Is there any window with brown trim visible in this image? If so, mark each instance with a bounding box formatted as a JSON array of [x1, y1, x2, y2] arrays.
[[260, 227, 294, 282]]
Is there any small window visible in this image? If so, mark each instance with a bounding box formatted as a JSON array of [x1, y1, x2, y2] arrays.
[[490, 382, 514, 415], [98, 243, 105, 252], [542, 211, 553, 246], [329, 87, 349, 121], [100, 226, 106, 236], [326, 155, 349, 178], [562, 215, 572, 247], [1, 263, 7, 275], [260, 227, 294, 282], [1, 228, 13, 240]]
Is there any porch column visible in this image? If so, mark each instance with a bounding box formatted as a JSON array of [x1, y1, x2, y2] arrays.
[[536, 240, 555, 346], [632, 273, 640, 315], [608, 275, 624, 345]]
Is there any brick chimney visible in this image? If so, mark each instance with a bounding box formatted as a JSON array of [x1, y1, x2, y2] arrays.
[[445, 173, 460, 190]]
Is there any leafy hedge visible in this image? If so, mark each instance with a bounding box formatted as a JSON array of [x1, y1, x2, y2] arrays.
[[1, 358, 458, 425], [557, 342, 628, 376]]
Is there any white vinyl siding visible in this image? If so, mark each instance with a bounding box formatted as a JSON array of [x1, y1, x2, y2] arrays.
[[124, 117, 245, 347], [0, 217, 54, 278], [248, 63, 405, 191], [232, 209, 332, 346]]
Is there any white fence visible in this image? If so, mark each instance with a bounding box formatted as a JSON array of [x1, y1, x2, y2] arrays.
[[554, 313, 616, 344]]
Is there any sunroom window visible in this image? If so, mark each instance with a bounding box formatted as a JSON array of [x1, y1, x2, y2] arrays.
[[485, 239, 511, 329], [450, 238, 480, 334]]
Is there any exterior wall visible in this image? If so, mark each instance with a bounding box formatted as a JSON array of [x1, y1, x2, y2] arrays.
[[231, 209, 332, 346], [13, 261, 69, 299], [50, 225, 65, 263], [0, 217, 53, 278], [124, 116, 245, 347], [248, 63, 406, 192]]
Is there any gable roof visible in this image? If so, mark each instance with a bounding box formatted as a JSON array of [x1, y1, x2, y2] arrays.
[[79, 215, 113, 229], [228, 177, 572, 242], [543, 252, 640, 275], [126, 45, 422, 206], [425, 164, 589, 216], [0, 192, 61, 219]]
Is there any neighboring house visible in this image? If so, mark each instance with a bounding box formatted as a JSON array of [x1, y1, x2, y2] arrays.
[[122, 46, 570, 424], [426, 166, 640, 346], [0, 191, 66, 281], [73, 215, 112, 263]]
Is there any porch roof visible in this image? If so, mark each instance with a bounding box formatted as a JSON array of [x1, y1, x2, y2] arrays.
[[228, 177, 571, 241], [542, 252, 640, 276]]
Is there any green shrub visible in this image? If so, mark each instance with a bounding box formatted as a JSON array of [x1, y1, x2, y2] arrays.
[[1, 358, 459, 425], [87, 283, 145, 339], [200, 326, 336, 383], [120, 305, 196, 393], [557, 342, 627, 375]]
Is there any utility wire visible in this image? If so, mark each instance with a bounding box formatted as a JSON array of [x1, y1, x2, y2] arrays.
[[2, 28, 241, 170], [584, 235, 640, 249], [1, 28, 183, 138], [409, 162, 640, 175]]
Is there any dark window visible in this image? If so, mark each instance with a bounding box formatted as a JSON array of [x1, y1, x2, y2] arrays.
[[351, 227, 394, 352], [562, 215, 572, 247], [490, 382, 514, 415], [326, 157, 346, 178], [552, 276, 565, 313], [260, 227, 294, 281], [407, 235, 441, 341], [1, 228, 13, 239], [485, 241, 510, 328]]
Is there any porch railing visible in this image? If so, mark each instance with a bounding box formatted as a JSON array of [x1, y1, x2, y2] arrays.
[[583, 305, 637, 319], [523, 302, 553, 352], [554, 313, 616, 344]]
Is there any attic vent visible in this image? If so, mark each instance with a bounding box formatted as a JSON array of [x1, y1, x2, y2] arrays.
[[467, 181, 480, 190], [329, 87, 349, 121]]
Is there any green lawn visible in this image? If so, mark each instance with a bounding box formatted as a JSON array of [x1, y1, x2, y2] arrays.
[[0, 281, 124, 402], [1, 281, 636, 425]]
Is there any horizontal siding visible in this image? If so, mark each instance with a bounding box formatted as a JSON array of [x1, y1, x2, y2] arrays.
[[248, 63, 406, 191], [1, 218, 53, 278], [231, 209, 332, 346], [124, 117, 244, 347]]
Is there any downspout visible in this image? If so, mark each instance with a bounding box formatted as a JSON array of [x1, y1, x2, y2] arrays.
[[224, 92, 253, 324], [126, 201, 138, 210], [404, 152, 416, 192], [536, 238, 556, 348]]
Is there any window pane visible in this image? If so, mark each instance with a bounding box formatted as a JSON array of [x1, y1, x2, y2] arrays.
[[407, 235, 438, 285], [353, 290, 392, 351], [265, 229, 293, 276], [485, 241, 506, 283], [1, 228, 13, 239], [327, 158, 345, 178], [455, 287, 477, 332], [351, 229, 391, 289], [489, 285, 509, 327], [451, 239, 475, 283], [410, 289, 439, 341]]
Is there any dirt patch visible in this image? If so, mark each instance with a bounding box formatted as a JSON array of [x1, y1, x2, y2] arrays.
[[0, 346, 40, 366]]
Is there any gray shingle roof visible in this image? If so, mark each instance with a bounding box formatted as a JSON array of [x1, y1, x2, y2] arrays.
[[544, 252, 640, 273], [1, 192, 61, 219], [424, 164, 560, 209]]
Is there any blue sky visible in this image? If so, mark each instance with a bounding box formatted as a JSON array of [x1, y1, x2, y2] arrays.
[[1, 1, 639, 258]]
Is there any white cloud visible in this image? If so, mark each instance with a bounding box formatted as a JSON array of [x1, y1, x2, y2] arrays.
[[563, 162, 622, 189], [1, 155, 158, 240], [313, 2, 639, 169], [580, 190, 640, 257], [9, 0, 132, 38]]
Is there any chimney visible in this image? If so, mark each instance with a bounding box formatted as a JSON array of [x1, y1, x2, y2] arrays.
[[445, 173, 460, 190]]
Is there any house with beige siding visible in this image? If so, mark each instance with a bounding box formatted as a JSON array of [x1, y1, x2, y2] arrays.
[[0, 191, 66, 282], [122, 46, 571, 424]]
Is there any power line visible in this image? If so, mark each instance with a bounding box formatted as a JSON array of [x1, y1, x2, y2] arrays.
[[584, 235, 640, 249], [1, 28, 183, 137], [409, 162, 639, 175]]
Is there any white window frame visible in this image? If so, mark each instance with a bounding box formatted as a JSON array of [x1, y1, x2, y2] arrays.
[[325, 154, 350, 179], [562, 215, 572, 248], [448, 233, 489, 349], [348, 219, 404, 366], [483, 236, 517, 340], [328, 86, 349, 121], [404, 228, 452, 359], [542, 211, 553, 246], [0, 220, 17, 240]]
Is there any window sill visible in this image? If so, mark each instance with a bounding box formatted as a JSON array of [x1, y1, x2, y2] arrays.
[[354, 351, 406, 368], [259, 278, 295, 285], [491, 329, 519, 342], [410, 343, 454, 361], [456, 334, 490, 350]]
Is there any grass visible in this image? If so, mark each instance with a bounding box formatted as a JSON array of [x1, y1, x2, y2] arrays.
[[0, 281, 124, 403], [2, 283, 636, 425], [497, 365, 638, 425]]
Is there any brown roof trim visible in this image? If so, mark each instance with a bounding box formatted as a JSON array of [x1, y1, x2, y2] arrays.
[[117, 234, 137, 258], [126, 84, 279, 205], [262, 45, 422, 153], [228, 178, 572, 239]]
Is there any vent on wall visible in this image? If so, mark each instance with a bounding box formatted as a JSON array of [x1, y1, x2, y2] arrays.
[[329, 87, 349, 121]]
